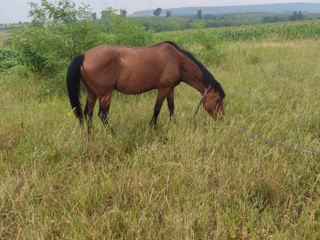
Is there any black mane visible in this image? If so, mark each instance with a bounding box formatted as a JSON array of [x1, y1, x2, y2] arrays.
[[164, 41, 225, 99]]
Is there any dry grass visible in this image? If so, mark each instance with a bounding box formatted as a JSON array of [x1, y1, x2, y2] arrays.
[[0, 31, 9, 37], [0, 38, 320, 239]]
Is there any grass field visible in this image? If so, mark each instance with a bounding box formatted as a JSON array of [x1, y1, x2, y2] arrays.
[[1, 37, 320, 239], [0, 31, 9, 48]]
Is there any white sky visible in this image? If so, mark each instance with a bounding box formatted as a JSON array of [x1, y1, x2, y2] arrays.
[[1, 0, 320, 24]]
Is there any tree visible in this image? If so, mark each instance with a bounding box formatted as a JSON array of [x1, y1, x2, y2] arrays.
[[289, 11, 304, 21], [197, 9, 202, 19], [120, 9, 127, 16], [91, 12, 96, 21], [28, 0, 91, 25], [166, 10, 171, 17], [153, 8, 162, 17], [263, 15, 280, 23], [101, 7, 116, 20], [12, 0, 95, 75]]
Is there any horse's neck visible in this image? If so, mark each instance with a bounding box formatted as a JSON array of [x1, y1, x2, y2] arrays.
[[181, 60, 206, 94]]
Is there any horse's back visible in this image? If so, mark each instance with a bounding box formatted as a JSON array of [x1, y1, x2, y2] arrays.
[[82, 43, 182, 94]]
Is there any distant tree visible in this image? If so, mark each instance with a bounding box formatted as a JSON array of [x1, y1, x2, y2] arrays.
[[166, 10, 171, 17], [101, 7, 116, 19], [120, 9, 127, 16], [91, 12, 96, 21], [153, 8, 162, 17], [289, 11, 304, 21], [263, 15, 280, 23], [101, 10, 109, 19], [197, 9, 202, 19]]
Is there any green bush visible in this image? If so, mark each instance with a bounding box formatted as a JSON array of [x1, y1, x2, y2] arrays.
[[0, 49, 19, 73], [10, 21, 102, 76], [193, 21, 226, 65], [104, 13, 154, 46], [9, 0, 99, 77], [9, 0, 154, 80]]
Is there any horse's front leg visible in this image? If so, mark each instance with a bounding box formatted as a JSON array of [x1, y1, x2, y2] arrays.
[[166, 88, 174, 119], [151, 88, 171, 127]]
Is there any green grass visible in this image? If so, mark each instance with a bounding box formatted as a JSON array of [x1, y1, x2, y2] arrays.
[[157, 20, 320, 45], [0, 31, 9, 49], [0, 38, 320, 239]]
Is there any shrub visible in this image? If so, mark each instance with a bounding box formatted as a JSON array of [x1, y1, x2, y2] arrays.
[[9, 1, 154, 80], [104, 13, 154, 46], [0, 49, 19, 73], [9, 0, 99, 77], [193, 21, 226, 65]]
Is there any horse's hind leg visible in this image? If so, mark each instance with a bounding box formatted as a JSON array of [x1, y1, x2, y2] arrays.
[[166, 88, 174, 119], [98, 90, 114, 133], [84, 91, 97, 134]]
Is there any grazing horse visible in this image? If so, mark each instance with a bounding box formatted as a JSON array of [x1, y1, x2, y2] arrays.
[[66, 41, 225, 132]]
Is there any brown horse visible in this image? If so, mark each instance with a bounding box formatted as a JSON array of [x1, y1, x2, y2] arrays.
[[66, 41, 225, 132]]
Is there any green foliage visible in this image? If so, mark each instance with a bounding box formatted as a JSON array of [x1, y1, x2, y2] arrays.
[[105, 13, 154, 46], [135, 12, 320, 32], [0, 49, 18, 73], [28, 0, 91, 25], [10, 20, 100, 76], [136, 16, 193, 32], [158, 20, 320, 45], [9, 0, 98, 77], [10, 27, 55, 74], [120, 9, 127, 17], [193, 21, 226, 65], [215, 21, 320, 41], [289, 11, 304, 21], [100, 7, 117, 20], [8, 1, 154, 79]]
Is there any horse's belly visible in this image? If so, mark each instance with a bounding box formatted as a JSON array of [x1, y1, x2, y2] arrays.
[[115, 68, 160, 94], [116, 79, 157, 94]]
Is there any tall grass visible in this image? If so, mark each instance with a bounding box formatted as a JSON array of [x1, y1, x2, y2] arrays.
[[0, 37, 320, 239]]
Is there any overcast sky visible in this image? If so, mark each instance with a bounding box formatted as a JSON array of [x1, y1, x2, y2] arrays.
[[1, 0, 320, 24]]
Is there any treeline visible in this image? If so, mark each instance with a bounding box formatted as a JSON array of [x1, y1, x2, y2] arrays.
[[0, 24, 27, 32], [2, 6, 320, 33], [134, 11, 320, 32]]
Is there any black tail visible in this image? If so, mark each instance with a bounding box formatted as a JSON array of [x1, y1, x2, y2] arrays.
[[66, 54, 85, 124]]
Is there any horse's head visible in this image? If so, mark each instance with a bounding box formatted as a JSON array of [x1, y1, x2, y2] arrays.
[[202, 88, 225, 119]]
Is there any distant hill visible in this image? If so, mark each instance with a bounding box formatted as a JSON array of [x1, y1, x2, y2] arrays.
[[131, 3, 320, 17]]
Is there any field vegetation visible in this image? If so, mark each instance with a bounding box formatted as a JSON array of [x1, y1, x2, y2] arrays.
[[134, 11, 320, 32], [1, 0, 320, 239]]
